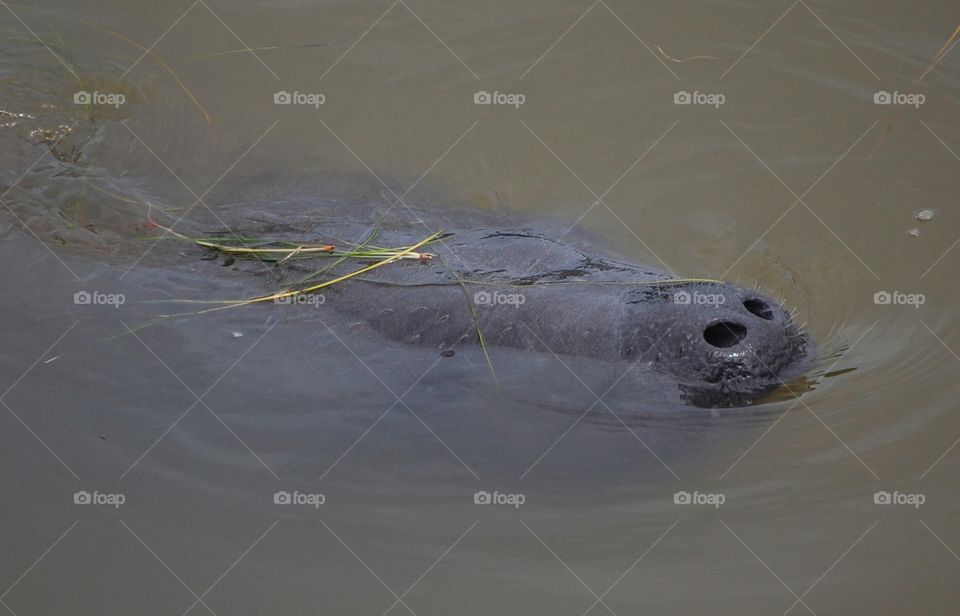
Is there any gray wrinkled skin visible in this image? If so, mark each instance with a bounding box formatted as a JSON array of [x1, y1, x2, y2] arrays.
[[301, 223, 814, 407]]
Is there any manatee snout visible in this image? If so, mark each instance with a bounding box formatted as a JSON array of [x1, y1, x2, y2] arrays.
[[625, 283, 812, 400]]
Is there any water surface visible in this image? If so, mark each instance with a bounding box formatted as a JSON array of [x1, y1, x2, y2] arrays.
[[1, 1, 959, 613]]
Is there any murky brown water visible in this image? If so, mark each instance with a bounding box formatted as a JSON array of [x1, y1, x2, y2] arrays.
[[1, 0, 959, 613]]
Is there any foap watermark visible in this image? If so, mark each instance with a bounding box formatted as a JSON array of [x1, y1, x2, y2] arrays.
[[274, 490, 325, 508], [73, 490, 125, 508], [274, 90, 325, 108], [74, 90, 125, 108], [674, 490, 725, 508], [873, 90, 925, 109], [672, 290, 725, 306], [874, 490, 924, 509], [674, 90, 725, 108], [74, 290, 125, 308], [274, 293, 325, 307], [474, 90, 526, 108], [473, 490, 525, 509], [873, 290, 924, 309], [474, 290, 525, 308]]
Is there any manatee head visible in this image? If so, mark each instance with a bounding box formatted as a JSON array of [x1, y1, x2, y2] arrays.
[[621, 282, 814, 406]]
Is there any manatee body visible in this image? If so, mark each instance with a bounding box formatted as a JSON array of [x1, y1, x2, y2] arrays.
[[309, 224, 813, 404]]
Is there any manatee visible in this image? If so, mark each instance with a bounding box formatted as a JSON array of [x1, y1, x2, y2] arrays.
[[239, 215, 815, 407], [0, 22, 813, 410]]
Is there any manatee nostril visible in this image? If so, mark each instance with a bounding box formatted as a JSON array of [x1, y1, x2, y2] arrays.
[[743, 298, 775, 320], [703, 321, 747, 348]]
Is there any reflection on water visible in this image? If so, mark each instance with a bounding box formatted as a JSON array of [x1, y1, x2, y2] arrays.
[[1, 0, 959, 613]]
